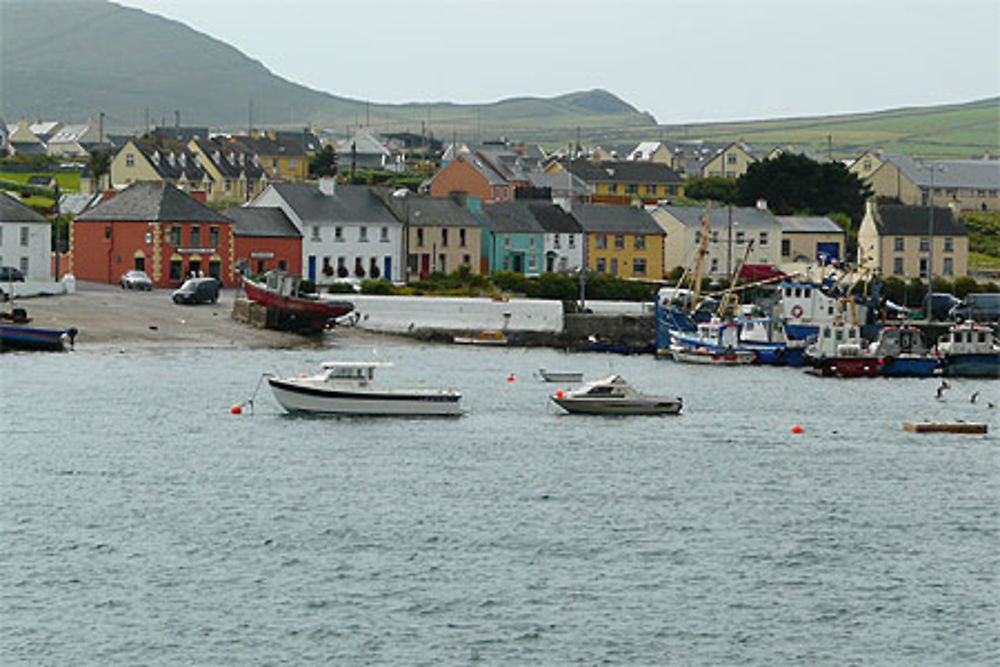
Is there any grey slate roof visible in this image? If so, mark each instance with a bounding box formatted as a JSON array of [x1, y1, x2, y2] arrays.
[[572, 204, 664, 234], [660, 204, 781, 230], [480, 201, 546, 234], [873, 204, 966, 236], [888, 154, 1000, 189], [222, 206, 301, 238], [192, 139, 266, 179], [130, 139, 209, 182], [76, 182, 232, 223], [0, 191, 49, 223], [267, 183, 398, 225], [777, 215, 845, 234], [527, 203, 582, 234], [526, 171, 591, 196], [379, 193, 480, 228], [564, 159, 683, 184]]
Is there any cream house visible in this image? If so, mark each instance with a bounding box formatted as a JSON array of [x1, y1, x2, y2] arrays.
[[776, 215, 847, 265], [857, 201, 968, 279], [854, 152, 1000, 212], [111, 139, 214, 197], [652, 202, 783, 278], [698, 142, 758, 179]]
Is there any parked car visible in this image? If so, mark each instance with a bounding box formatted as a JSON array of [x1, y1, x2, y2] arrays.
[[120, 269, 153, 290], [172, 277, 220, 304], [0, 266, 25, 282], [948, 293, 1000, 322], [924, 292, 961, 320]]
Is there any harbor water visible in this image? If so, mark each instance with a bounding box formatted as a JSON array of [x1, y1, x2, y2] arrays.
[[2, 338, 998, 664]]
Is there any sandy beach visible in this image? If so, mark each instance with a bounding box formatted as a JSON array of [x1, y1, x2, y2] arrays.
[[5, 281, 331, 351]]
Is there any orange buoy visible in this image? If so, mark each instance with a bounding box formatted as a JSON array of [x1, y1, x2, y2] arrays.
[[231, 404, 243, 414], [790, 424, 803, 434], [555, 390, 564, 398]]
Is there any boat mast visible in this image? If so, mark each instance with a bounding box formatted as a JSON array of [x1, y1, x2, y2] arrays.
[[717, 239, 754, 318], [690, 201, 712, 309]]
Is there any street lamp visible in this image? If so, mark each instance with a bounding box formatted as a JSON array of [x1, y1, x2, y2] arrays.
[[918, 160, 946, 320]]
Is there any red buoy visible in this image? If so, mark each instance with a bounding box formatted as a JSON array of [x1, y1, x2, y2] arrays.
[[231, 404, 243, 415], [506, 374, 515, 382], [555, 390, 564, 398], [790, 424, 803, 434]]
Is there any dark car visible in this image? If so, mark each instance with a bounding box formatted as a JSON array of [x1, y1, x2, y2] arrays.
[[0, 266, 26, 282], [924, 292, 961, 321], [120, 269, 153, 290], [948, 293, 1000, 322], [172, 277, 220, 304]]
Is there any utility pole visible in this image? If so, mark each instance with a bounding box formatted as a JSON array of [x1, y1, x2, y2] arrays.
[[98, 111, 104, 144], [53, 184, 61, 280]]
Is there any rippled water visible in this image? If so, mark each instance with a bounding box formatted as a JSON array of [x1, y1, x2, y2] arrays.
[[2, 337, 998, 665]]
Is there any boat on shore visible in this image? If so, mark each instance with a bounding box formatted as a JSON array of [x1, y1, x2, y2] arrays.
[[267, 361, 462, 416], [934, 321, 1000, 378], [453, 329, 508, 346], [0, 307, 77, 352], [550, 375, 682, 415], [242, 272, 354, 334]]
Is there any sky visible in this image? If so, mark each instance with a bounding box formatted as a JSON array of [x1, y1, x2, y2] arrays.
[[116, 0, 1000, 125]]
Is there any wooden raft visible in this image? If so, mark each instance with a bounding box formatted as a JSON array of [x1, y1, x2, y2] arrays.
[[902, 421, 989, 434]]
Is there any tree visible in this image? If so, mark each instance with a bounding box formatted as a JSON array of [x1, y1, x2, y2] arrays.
[[736, 154, 872, 223], [88, 148, 111, 190], [684, 177, 738, 204], [309, 145, 337, 178]]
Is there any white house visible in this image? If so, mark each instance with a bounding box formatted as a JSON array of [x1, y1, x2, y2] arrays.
[[533, 202, 584, 273], [0, 192, 52, 282], [248, 179, 403, 284]]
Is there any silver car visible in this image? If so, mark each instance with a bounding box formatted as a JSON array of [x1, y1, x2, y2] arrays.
[[120, 269, 153, 290]]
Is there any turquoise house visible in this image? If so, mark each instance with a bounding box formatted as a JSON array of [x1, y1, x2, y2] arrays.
[[477, 201, 546, 275]]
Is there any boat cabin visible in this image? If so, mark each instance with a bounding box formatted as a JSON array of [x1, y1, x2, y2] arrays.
[[740, 317, 790, 345], [320, 361, 392, 382], [266, 271, 308, 299], [936, 322, 998, 355], [810, 321, 864, 358], [870, 326, 930, 357]]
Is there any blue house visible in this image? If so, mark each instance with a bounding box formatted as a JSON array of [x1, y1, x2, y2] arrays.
[[478, 201, 546, 275]]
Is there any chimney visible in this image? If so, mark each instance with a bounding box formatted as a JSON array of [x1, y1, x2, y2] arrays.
[[865, 198, 877, 218], [755, 198, 768, 210], [319, 176, 336, 197]]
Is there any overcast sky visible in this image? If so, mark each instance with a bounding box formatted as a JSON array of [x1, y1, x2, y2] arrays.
[[117, 0, 999, 125]]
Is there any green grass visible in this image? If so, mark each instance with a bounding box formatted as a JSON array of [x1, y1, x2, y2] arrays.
[[0, 171, 81, 192]]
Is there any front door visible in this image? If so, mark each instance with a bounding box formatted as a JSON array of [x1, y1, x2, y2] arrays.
[[384, 256, 392, 282], [308, 255, 316, 282], [512, 254, 524, 273], [420, 254, 430, 278]]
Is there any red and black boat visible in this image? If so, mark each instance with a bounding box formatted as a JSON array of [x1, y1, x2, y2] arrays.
[[242, 273, 354, 334]]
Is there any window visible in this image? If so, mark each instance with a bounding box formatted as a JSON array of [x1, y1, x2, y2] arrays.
[[209, 226, 219, 247], [919, 258, 928, 277], [145, 231, 152, 245], [441, 228, 449, 247], [553, 234, 561, 248], [416, 228, 424, 247], [625, 184, 637, 195], [614, 235, 624, 249], [170, 259, 182, 280], [105, 226, 112, 241], [711, 257, 719, 273], [335, 226, 344, 241], [893, 257, 903, 275], [312, 226, 321, 241], [459, 229, 467, 247], [462, 254, 471, 265], [711, 230, 719, 243], [727, 153, 737, 164], [596, 257, 606, 273], [943, 257, 954, 276], [529, 236, 536, 249], [19, 257, 29, 275], [20, 226, 29, 246], [224, 179, 232, 192], [944, 237, 954, 252], [894, 237, 904, 251], [359, 227, 368, 242], [646, 184, 657, 196], [736, 231, 745, 244], [595, 234, 607, 249], [609, 184, 619, 194], [863, 159, 872, 170], [504, 234, 511, 249], [610, 258, 618, 275], [289, 159, 298, 168], [170, 226, 181, 245], [634, 235, 645, 250], [126, 153, 134, 167], [919, 237, 929, 252], [759, 231, 768, 247], [190, 226, 201, 247], [568, 235, 575, 248], [633, 258, 646, 275], [781, 239, 791, 256], [278, 259, 287, 271], [381, 226, 389, 242]]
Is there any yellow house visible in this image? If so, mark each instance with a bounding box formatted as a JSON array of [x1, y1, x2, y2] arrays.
[[553, 159, 685, 206], [110, 139, 214, 195], [848, 149, 892, 182], [228, 129, 317, 181], [857, 201, 968, 279], [698, 142, 758, 179], [187, 139, 269, 203], [573, 203, 665, 279]]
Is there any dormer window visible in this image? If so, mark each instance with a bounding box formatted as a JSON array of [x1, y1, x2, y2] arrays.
[[151, 152, 160, 165]]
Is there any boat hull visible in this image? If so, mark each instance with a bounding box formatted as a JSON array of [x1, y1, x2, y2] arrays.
[[941, 353, 1000, 378], [243, 277, 354, 333], [268, 378, 462, 416], [0, 324, 72, 352], [537, 371, 584, 383], [806, 357, 882, 377], [551, 396, 682, 415], [880, 356, 940, 377], [670, 346, 756, 365]]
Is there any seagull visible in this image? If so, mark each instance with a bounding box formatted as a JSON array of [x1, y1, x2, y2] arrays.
[[936, 381, 950, 400], [989, 401, 996, 409], [971, 391, 980, 404]]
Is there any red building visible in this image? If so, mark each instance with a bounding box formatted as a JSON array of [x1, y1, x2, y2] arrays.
[[73, 182, 236, 287], [222, 206, 302, 276]]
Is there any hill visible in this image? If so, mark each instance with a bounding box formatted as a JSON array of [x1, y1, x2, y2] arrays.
[[0, 0, 653, 136]]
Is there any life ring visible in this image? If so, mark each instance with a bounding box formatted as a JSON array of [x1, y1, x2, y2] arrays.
[[790, 305, 804, 318]]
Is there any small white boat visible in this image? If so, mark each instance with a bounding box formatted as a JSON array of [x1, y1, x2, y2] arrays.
[[535, 369, 584, 383], [669, 343, 756, 365], [267, 361, 462, 416], [550, 375, 682, 415], [453, 329, 508, 345]]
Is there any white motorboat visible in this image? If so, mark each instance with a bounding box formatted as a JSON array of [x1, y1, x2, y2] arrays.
[[535, 368, 584, 383], [549, 375, 682, 415], [267, 361, 462, 416], [669, 342, 756, 365]]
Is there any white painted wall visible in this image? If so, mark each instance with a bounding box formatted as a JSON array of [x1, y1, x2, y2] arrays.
[[543, 232, 584, 273], [0, 220, 52, 281], [344, 295, 564, 333]]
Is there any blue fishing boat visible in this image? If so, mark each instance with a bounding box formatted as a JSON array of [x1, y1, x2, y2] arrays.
[[662, 314, 807, 366], [934, 321, 1000, 378], [868, 325, 939, 377], [0, 307, 77, 352]]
